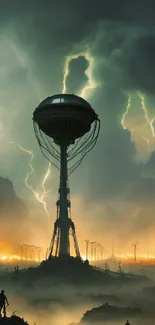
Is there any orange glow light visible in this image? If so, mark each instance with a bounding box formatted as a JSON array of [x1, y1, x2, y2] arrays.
[[0, 255, 21, 261], [1, 256, 7, 260]]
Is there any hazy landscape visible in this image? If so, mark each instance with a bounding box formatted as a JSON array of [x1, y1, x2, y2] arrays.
[[1, 0, 155, 324]]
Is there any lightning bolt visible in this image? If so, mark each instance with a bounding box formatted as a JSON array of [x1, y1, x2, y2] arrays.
[[10, 141, 35, 187], [40, 163, 52, 204], [62, 50, 98, 98], [121, 95, 131, 130], [10, 142, 51, 216], [121, 93, 154, 153], [137, 92, 155, 138]]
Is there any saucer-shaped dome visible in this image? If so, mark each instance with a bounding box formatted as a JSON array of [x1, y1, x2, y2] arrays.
[[33, 94, 97, 144]]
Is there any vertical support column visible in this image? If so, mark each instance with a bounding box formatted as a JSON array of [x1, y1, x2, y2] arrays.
[[59, 143, 70, 256], [85, 240, 89, 260]]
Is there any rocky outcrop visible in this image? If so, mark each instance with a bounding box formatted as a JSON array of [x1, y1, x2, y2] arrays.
[[0, 177, 28, 217], [0, 316, 29, 325], [80, 303, 141, 323]]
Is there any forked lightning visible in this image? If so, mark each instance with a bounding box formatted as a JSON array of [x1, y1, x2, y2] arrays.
[[10, 141, 51, 216]]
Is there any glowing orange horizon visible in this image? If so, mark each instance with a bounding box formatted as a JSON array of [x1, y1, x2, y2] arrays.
[[1, 250, 155, 265], [0, 254, 39, 263]]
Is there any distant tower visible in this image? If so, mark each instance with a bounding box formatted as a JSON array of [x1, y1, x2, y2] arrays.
[[101, 246, 104, 260], [112, 242, 115, 258], [85, 240, 89, 260], [90, 241, 96, 261], [133, 241, 138, 262], [33, 94, 100, 259]]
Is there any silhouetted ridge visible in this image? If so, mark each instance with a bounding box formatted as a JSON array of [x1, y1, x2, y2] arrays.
[[0, 177, 28, 217], [80, 303, 141, 323], [0, 315, 29, 324], [12, 256, 150, 286]]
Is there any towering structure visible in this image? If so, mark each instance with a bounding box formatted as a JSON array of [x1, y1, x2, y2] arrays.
[[33, 94, 100, 259], [133, 241, 138, 262]]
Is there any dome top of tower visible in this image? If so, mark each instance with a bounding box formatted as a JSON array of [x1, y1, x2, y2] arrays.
[[38, 94, 92, 110], [33, 93, 98, 145]]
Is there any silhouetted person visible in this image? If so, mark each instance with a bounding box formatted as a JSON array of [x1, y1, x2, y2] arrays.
[[125, 320, 130, 325], [0, 290, 9, 318]]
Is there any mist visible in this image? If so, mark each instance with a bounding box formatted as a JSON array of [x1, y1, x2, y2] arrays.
[[0, 1, 155, 324]]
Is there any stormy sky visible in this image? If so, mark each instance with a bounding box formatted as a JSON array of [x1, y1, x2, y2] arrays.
[[1, 0, 155, 255]]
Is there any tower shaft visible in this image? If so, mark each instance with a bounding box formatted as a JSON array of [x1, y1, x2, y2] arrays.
[[48, 143, 81, 259], [59, 143, 70, 256]]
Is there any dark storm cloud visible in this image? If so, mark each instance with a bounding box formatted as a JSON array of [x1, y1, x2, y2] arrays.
[[127, 34, 155, 94], [0, 0, 154, 98], [99, 30, 155, 96], [0, 0, 155, 255], [92, 25, 155, 95], [1, 0, 155, 206], [66, 57, 89, 94], [84, 85, 141, 200], [1, 0, 155, 23]]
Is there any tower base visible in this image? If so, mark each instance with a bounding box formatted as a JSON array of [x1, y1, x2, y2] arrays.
[[48, 218, 81, 259], [39, 255, 104, 283]]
